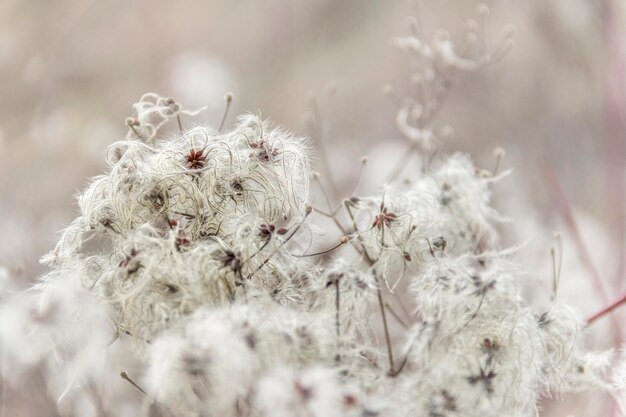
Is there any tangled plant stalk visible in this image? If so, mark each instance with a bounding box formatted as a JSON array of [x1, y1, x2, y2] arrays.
[[1, 4, 624, 417]]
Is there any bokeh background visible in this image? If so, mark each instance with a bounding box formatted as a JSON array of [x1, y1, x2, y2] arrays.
[[0, 0, 624, 415]]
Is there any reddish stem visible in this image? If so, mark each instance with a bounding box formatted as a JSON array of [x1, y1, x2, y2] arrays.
[[586, 290, 626, 325], [602, 0, 625, 414], [602, 0, 626, 291]]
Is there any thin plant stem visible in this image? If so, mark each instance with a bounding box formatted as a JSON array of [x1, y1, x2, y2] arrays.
[[293, 236, 348, 257], [385, 302, 409, 329], [344, 200, 395, 373], [586, 290, 626, 325], [219, 93, 233, 132], [120, 371, 148, 397], [336, 279, 341, 338]]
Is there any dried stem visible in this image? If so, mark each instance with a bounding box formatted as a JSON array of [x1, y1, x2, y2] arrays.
[[219, 92, 233, 132], [335, 278, 341, 338], [586, 290, 626, 325], [120, 371, 149, 397], [344, 200, 395, 373], [385, 302, 409, 329], [294, 236, 349, 257]]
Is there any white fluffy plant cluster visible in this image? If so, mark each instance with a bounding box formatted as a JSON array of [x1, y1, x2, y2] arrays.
[[0, 6, 615, 417], [36, 93, 375, 417], [24, 92, 609, 417]]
